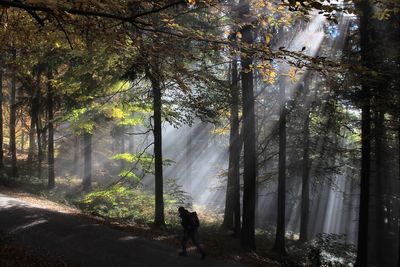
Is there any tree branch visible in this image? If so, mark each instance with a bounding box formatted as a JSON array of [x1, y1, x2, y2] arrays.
[[0, 0, 186, 22], [53, 14, 73, 50]]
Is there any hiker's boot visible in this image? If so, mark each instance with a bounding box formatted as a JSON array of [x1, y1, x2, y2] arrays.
[[201, 253, 206, 260], [178, 251, 187, 257]]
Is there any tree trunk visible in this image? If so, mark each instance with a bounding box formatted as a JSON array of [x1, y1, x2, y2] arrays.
[[128, 126, 134, 153], [34, 69, 42, 178], [74, 135, 80, 176], [20, 130, 25, 153], [121, 126, 126, 171], [373, 110, 386, 264], [239, 0, 256, 250], [150, 69, 165, 227], [356, 91, 371, 267], [300, 103, 311, 242], [398, 110, 400, 267], [47, 69, 55, 189], [355, 0, 372, 265], [274, 77, 286, 256], [223, 59, 241, 236], [186, 127, 192, 192], [28, 102, 36, 166], [223, 61, 236, 230], [83, 132, 92, 191], [9, 49, 17, 177], [41, 109, 47, 160], [0, 55, 4, 172], [231, 59, 242, 238]]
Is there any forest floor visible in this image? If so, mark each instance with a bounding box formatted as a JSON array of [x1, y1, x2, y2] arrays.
[[0, 186, 283, 267]]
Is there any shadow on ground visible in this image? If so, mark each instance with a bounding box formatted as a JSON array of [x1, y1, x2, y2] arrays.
[[0, 194, 242, 267]]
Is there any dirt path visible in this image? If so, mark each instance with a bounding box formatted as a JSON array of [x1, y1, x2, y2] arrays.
[[0, 193, 243, 267]]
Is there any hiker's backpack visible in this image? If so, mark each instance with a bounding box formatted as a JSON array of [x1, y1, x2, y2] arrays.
[[189, 211, 200, 229]]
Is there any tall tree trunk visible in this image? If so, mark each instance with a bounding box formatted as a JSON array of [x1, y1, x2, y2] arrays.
[[0, 55, 4, 172], [239, 0, 256, 250], [356, 0, 372, 265], [373, 110, 385, 264], [73, 135, 80, 176], [20, 130, 25, 153], [120, 126, 126, 171], [47, 69, 55, 189], [186, 127, 192, 192], [41, 109, 47, 160], [34, 69, 42, 178], [83, 132, 92, 191], [231, 59, 242, 238], [300, 102, 311, 242], [356, 97, 371, 267], [223, 61, 236, 230], [9, 49, 17, 177], [149, 69, 165, 227], [398, 110, 400, 267], [274, 77, 286, 256], [128, 126, 134, 153], [223, 59, 241, 236], [28, 101, 36, 166], [299, 77, 313, 242]]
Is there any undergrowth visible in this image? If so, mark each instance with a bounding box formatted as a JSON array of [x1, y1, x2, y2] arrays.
[[78, 182, 191, 227], [1, 174, 357, 267]]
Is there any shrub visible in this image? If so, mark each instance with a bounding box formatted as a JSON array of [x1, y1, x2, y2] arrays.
[[306, 233, 356, 267], [79, 183, 192, 226]]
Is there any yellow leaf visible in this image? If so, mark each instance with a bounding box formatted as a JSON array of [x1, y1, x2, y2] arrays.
[[265, 35, 270, 44]]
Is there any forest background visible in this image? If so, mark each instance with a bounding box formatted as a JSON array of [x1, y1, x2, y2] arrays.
[[0, 0, 399, 266]]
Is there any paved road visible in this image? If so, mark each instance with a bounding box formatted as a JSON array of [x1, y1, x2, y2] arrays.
[[0, 193, 243, 267]]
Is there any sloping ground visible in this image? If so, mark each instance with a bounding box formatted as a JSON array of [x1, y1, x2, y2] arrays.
[[0, 193, 244, 267]]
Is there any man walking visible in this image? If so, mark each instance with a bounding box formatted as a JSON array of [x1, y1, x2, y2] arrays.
[[178, 206, 206, 260]]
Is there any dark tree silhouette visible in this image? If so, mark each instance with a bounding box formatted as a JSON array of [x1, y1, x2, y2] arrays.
[[83, 131, 92, 191], [300, 81, 311, 243], [148, 61, 165, 227], [355, 0, 372, 264], [274, 76, 286, 256], [9, 49, 17, 177], [239, 0, 256, 251], [47, 69, 55, 189], [0, 55, 4, 172], [223, 59, 241, 236]]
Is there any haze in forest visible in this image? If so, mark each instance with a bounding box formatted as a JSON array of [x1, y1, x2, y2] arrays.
[[0, 0, 399, 266]]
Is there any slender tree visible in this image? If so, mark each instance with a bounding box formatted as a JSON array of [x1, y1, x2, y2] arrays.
[[239, 0, 256, 250], [355, 0, 372, 264], [373, 109, 386, 264], [147, 60, 165, 227], [73, 135, 80, 176], [398, 110, 400, 267], [83, 131, 92, 191], [27, 94, 36, 167], [300, 83, 311, 242], [274, 75, 287, 256], [231, 58, 242, 237], [0, 55, 4, 172], [128, 126, 134, 153], [9, 49, 17, 177], [223, 56, 242, 237], [34, 67, 42, 178], [120, 126, 126, 171], [47, 69, 55, 189]]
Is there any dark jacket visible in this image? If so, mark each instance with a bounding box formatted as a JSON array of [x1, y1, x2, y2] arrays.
[[179, 210, 194, 232]]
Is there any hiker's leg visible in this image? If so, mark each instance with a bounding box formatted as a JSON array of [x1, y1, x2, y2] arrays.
[[180, 232, 189, 255], [190, 231, 204, 254]]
